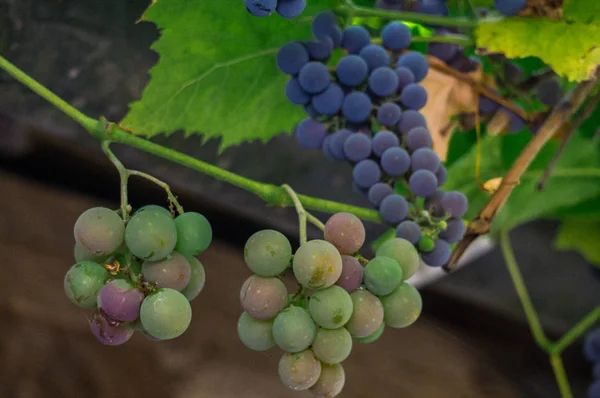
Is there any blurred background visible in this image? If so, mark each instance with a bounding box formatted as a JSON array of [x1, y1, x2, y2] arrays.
[[0, 1, 598, 397]]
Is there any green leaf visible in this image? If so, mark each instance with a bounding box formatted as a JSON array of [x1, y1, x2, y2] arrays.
[[475, 18, 600, 82], [555, 219, 600, 267], [121, 0, 336, 150], [563, 0, 600, 24], [500, 132, 558, 171], [445, 128, 479, 168]]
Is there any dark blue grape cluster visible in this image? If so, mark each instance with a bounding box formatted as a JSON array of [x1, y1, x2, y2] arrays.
[[277, 11, 468, 268], [584, 329, 600, 398], [244, 0, 306, 18]]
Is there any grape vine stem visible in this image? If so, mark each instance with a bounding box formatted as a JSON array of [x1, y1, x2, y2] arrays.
[[282, 184, 325, 246]]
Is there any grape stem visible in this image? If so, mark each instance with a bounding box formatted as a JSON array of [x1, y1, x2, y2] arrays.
[[282, 184, 325, 246], [128, 170, 185, 216]]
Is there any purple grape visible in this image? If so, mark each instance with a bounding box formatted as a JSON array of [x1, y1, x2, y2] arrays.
[[295, 118, 326, 149], [535, 78, 561, 107], [397, 51, 429, 82], [436, 165, 447, 186], [336, 255, 364, 293], [343, 92, 373, 123], [298, 62, 331, 94], [336, 55, 369, 87], [401, 83, 428, 110], [286, 78, 311, 105], [240, 275, 288, 320], [344, 133, 372, 162], [377, 103, 403, 127], [381, 21, 411, 51], [276, 0, 307, 19], [329, 129, 353, 160], [479, 95, 498, 114], [381, 147, 411, 176], [324, 212, 366, 254], [398, 110, 427, 134], [428, 42, 458, 62], [305, 38, 334, 61], [245, 0, 277, 17], [369, 67, 399, 97], [98, 280, 144, 323], [439, 218, 466, 243], [360, 44, 391, 71], [353, 160, 381, 189], [411, 148, 440, 172], [368, 182, 394, 207], [379, 194, 409, 224], [396, 221, 421, 244], [584, 329, 600, 362], [312, 84, 344, 115], [501, 108, 527, 133], [90, 311, 134, 346], [372, 130, 400, 157], [142, 251, 192, 291], [421, 239, 451, 267], [409, 170, 438, 197], [441, 191, 468, 218], [396, 66, 415, 90], [277, 42, 309, 75], [449, 53, 480, 73], [342, 26, 371, 54], [424, 190, 445, 216], [406, 127, 433, 151]]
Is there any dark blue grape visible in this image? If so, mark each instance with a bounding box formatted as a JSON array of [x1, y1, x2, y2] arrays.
[[381, 147, 411, 176], [590, 381, 600, 398], [304, 104, 320, 118], [429, 42, 458, 62], [336, 55, 369, 87], [503, 62, 525, 85], [424, 190, 445, 217], [368, 183, 394, 207], [584, 329, 600, 362], [406, 127, 433, 151], [381, 21, 411, 51], [311, 11, 337, 41], [312, 84, 344, 115], [396, 221, 421, 244], [295, 118, 326, 149], [245, 0, 277, 17], [276, 0, 306, 18], [359, 44, 391, 71], [353, 159, 381, 188], [398, 110, 427, 134], [369, 67, 399, 97], [342, 26, 371, 54], [376, 0, 408, 10], [379, 194, 409, 224], [411, 148, 440, 173], [450, 53, 480, 73], [409, 170, 438, 197], [439, 219, 465, 243], [593, 363, 600, 380], [500, 108, 527, 133], [479, 95, 498, 114], [277, 42, 309, 75], [535, 78, 561, 107], [421, 239, 450, 267], [372, 130, 400, 157], [305, 38, 334, 61], [286, 78, 310, 105], [377, 103, 403, 127], [494, 0, 526, 16], [441, 191, 468, 218], [398, 52, 429, 82], [435, 165, 447, 186], [418, 0, 449, 15], [329, 26, 343, 47], [401, 83, 428, 110], [396, 67, 415, 90], [322, 135, 335, 160], [343, 92, 373, 123], [298, 62, 331, 94], [329, 129, 353, 160], [344, 133, 372, 162]]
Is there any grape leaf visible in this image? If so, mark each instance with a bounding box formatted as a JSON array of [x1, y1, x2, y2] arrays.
[[475, 19, 600, 82], [121, 0, 336, 150], [555, 219, 600, 267], [562, 0, 600, 24]]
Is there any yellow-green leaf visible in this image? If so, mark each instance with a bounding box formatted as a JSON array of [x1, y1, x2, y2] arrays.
[[563, 0, 600, 24], [555, 219, 600, 267]]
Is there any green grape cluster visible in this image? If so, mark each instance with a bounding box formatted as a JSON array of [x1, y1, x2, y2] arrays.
[[65, 205, 212, 345], [237, 212, 422, 397]]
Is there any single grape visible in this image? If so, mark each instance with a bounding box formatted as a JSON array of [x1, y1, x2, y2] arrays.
[[376, 0, 408, 10], [311, 11, 337, 42], [324, 212, 366, 255], [142, 251, 192, 291], [381, 21, 411, 51], [309, 285, 353, 329], [479, 95, 498, 114], [312, 84, 344, 116], [135, 204, 173, 218], [409, 169, 438, 197], [406, 127, 433, 151], [379, 194, 409, 224], [276, 0, 306, 18], [346, 290, 384, 338], [450, 53, 480, 73], [439, 218, 466, 243], [181, 256, 206, 301], [98, 279, 144, 323], [401, 83, 428, 110], [369, 67, 399, 97], [535, 78, 561, 107], [494, 0, 526, 16], [296, 118, 326, 150], [286, 78, 311, 105], [328, 129, 353, 160], [396, 66, 415, 90], [237, 312, 275, 351], [500, 107, 527, 133], [341, 25, 371, 54], [298, 62, 331, 94], [322, 135, 335, 160], [364, 256, 403, 296], [140, 288, 192, 340], [277, 42, 309, 75], [377, 102, 403, 127], [398, 110, 427, 134], [436, 165, 447, 186], [273, 306, 317, 352], [367, 182, 393, 207], [376, 238, 421, 281], [244, 0, 277, 17], [133, 318, 162, 342], [90, 310, 134, 346], [441, 191, 468, 218], [397, 51, 429, 82], [174, 212, 212, 256], [336, 55, 369, 87], [293, 240, 343, 289], [353, 159, 381, 189], [240, 275, 288, 320], [343, 133, 372, 162], [125, 208, 177, 261], [503, 62, 526, 86], [584, 329, 600, 362], [312, 327, 353, 364], [418, 0, 449, 15], [342, 92, 373, 123], [396, 221, 421, 245], [244, 229, 292, 276], [279, 350, 322, 390], [590, 381, 600, 398], [354, 323, 384, 344], [381, 147, 411, 176], [64, 261, 110, 308], [305, 37, 334, 62], [359, 44, 390, 71], [335, 255, 364, 293], [411, 148, 440, 173], [428, 42, 458, 62], [593, 362, 600, 380], [418, 236, 435, 252], [424, 190, 445, 217], [309, 363, 345, 398], [74, 243, 108, 264], [380, 282, 422, 328], [421, 239, 451, 267], [372, 131, 399, 158], [74, 207, 124, 256]]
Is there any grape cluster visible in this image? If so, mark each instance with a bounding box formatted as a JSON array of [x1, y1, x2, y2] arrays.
[[244, 0, 306, 18], [65, 205, 212, 345], [237, 212, 422, 397], [278, 12, 468, 268], [584, 329, 600, 398]]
